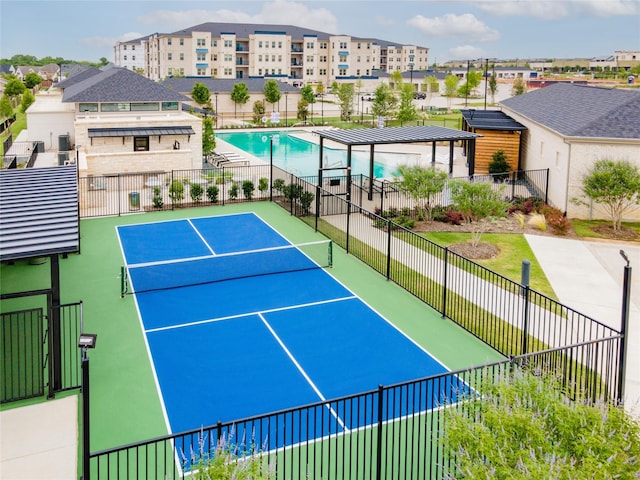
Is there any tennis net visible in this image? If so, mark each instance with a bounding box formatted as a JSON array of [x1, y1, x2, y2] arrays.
[[120, 239, 332, 296]]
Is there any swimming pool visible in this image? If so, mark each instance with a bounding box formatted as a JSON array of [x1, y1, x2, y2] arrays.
[[215, 130, 419, 178]]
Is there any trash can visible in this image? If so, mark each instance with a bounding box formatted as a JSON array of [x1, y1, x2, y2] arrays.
[[128, 192, 140, 210]]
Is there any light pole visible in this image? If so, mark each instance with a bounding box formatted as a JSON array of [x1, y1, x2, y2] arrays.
[[79, 332, 97, 480], [269, 136, 273, 202], [284, 91, 288, 127], [214, 92, 219, 127], [618, 250, 632, 403]]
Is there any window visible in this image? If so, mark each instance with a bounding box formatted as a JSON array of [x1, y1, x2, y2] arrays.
[[272, 55, 276, 62], [224, 54, 232, 62], [339, 68, 347, 76], [124, 55, 127, 60], [180, 53, 184, 61], [357, 43, 361, 49], [258, 68, 262, 75], [132, 45, 135, 51], [168, 67, 173, 76], [320, 42, 327, 49], [101, 103, 130, 112], [132, 56, 135, 61], [179, 38, 184, 46], [278, 41, 282, 48], [357, 56, 361, 62], [124, 45, 127, 50], [224, 68, 233, 75], [197, 68, 206, 75], [134, 137, 149, 152], [197, 53, 206, 61], [79, 103, 98, 112], [319, 68, 326, 75], [212, 40, 217, 47], [320, 55, 327, 62], [197, 39, 205, 47], [258, 54, 262, 62], [278, 55, 282, 62], [224, 40, 233, 48], [131, 103, 159, 111], [340, 42, 347, 49], [306, 55, 313, 62], [271, 41, 276, 48], [213, 68, 218, 76], [356, 69, 360, 75], [259, 41, 263, 48], [167, 38, 172, 45], [306, 41, 314, 49], [178, 68, 184, 76], [212, 54, 217, 61], [306, 68, 313, 75], [339, 55, 347, 62]]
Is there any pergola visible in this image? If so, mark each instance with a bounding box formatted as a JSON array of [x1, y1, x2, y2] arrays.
[[0, 164, 80, 393], [314, 125, 482, 200]]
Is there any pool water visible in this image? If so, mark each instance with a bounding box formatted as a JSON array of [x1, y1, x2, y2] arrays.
[[216, 130, 418, 178]]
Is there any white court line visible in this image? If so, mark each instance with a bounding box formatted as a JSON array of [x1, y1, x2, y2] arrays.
[[144, 295, 357, 334], [187, 218, 216, 255], [258, 312, 349, 433]]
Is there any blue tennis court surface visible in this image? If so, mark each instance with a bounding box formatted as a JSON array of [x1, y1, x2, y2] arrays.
[[117, 212, 466, 442]]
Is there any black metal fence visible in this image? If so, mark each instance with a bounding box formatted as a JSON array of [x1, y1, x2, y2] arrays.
[[0, 300, 83, 404], [89, 338, 621, 479]]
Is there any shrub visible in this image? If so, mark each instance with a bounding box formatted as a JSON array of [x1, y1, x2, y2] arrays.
[[168, 179, 184, 205], [273, 178, 285, 194], [206, 185, 219, 203], [299, 191, 314, 215], [258, 177, 269, 196], [229, 183, 239, 200], [445, 209, 464, 225], [528, 213, 547, 231], [541, 204, 571, 235], [513, 212, 526, 229], [189, 183, 203, 203], [396, 216, 416, 230], [152, 187, 163, 209], [241, 180, 255, 200], [488, 150, 511, 182]]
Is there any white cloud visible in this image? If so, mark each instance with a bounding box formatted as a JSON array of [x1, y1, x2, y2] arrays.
[[136, 1, 338, 33], [448, 45, 488, 61], [408, 13, 500, 42], [78, 36, 121, 50], [473, 0, 638, 19]]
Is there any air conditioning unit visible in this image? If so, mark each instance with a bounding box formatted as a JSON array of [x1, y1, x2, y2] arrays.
[[58, 151, 69, 165]]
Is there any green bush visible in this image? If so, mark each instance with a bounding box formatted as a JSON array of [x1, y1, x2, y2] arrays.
[[229, 182, 239, 200], [241, 180, 255, 200], [258, 177, 269, 196], [206, 185, 219, 203], [189, 183, 203, 203], [273, 178, 285, 194], [168, 179, 184, 205], [488, 150, 511, 182], [299, 191, 314, 215], [152, 187, 163, 209]]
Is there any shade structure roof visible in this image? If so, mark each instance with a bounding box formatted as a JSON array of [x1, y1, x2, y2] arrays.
[[314, 125, 481, 145], [459, 109, 527, 131], [88, 126, 195, 138], [0, 165, 79, 261]]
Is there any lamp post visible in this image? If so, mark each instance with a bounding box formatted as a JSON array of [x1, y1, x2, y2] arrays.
[[75, 144, 81, 165], [284, 91, 288, 127], [269, 136, 273, 202], [79, 333, 97, 480], [618, 250, 632, 403], [214, 92, 219, 127]]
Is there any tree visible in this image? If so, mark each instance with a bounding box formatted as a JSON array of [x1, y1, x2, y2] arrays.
[[578, 159, 640, 231], [396, 83, 417, 125], [458, 70, 482, 98], [252, 100, 266, 124], [99, 57, 109, 66], [371, 83, 396, 123], [20, 90, 35, 112], [24, 72, 43, 89], [443, 75, 460, 112], [0, 94, 13, 118], [423, 75, 439, 107], [202, 116, 215, 157], [315, 82, 325, 97], [488, 72, 498, 103], [395, 165, 448, 221], [263, 79, 281, 111], [449, 180, 509, 246], [300, 84, 315, 122], [230, 82, 250, 118], [4, 78, 26, 100], [335, 83, 354, 121], [297, 98, 309, 123], [511, 77, 527, 95], [442, 370, 640, 479], [390, 70, 403, 90], [191, 82, 211, 109]]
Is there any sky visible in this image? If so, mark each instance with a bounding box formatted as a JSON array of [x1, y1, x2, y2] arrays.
[[1, 0, 639, 64]]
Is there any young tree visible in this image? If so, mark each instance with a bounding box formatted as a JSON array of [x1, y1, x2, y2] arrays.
[[443, 371, 640, 479], [263, 79, 281, 111], [511, 77, 527, 95], [300, 84, 315, 121], [0, 94, 13, 118], [230, 82, 250, 118], [202, 116, 216, 157], [395, 165, 448, 221], [297, 98, 309, 123], [252, 100, 266, 124], [24, 72, 43, 89], [4, 78, 26, 101], [577, 159, 640, 231], [443, 75, 460, 112], [449, 180, 509, 247], [335, 83, 354, 121], [371, 83, 396, 123], [20, 90, 35, 112], [191, 82, 211, 109], [396, 83, 418, 125], [423, 75, 439, 107], [390, 70, 403, 90], [488, 72, 498, 103]]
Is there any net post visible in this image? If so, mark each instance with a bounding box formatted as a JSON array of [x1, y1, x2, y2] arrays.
[[120, 266, 126, 298], [328, 240, 333, 268]]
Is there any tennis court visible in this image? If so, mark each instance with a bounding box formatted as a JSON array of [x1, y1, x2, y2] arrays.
[[117, 212, 468, 448]]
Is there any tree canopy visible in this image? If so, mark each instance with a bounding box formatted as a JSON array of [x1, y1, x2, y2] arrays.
[[230, 82, 250, 116], [263, 79, 282, 110], [396, 83, 418, 124], [191, 82, 211, 109], [335, 83, 354, 121], [394, 165, 448, 220], [24, 72, 43, 89], [201, 116, 215, 156], [577, 159, 640, 231]]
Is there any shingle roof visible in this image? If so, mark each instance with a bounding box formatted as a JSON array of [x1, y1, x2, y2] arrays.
[[0, 165, 79, 261], [160, 77, 300, 94], [62, 67, 190, 103], [55, 67, 102, 89], [500, 83, 640, 139]]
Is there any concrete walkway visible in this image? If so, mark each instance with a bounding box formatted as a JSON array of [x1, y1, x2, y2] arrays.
[[525, 235, 640, 411], [0, 395, 78, 479]]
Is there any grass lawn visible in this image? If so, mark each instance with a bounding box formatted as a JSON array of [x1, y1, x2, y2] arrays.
[[571, 219, 640, 241], [0, 110, 26, 156], [416, 231, 557, 299]]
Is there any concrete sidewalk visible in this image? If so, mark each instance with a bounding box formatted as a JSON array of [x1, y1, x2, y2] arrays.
[[525, 235, 640, 411]]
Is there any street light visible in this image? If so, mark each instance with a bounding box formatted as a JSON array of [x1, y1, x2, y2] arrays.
[[284, 91, 288, 127], [214, 92, 219, 127], [79, 333, 97, 480], [618, 249, 632, 403], [269, 136, 273, 202]]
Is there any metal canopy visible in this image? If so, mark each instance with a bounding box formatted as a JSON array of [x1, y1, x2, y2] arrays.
[[460, 109, 527, 131], [0, 165, 79, 261], [88, 126, 195, 138], [315, 125, 481, 145]]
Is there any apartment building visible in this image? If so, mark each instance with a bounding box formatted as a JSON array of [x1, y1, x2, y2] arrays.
[[114, 22, 428, 86], [113, 35, 149, 72]]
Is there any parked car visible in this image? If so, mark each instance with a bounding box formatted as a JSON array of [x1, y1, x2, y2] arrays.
[[413, 92, 427, 100], [361, 93, 375, 101]]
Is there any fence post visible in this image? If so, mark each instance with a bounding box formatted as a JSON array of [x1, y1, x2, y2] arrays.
[[375, 385, 384, 480], [386, 220, 392, 280], [544, 168, 549, 205], [521, 260, 531, 355], [511, 171, 516, 200], [617, 254, 632, 404], [81, 351, 91, 480], [441, 247, 449, 318]]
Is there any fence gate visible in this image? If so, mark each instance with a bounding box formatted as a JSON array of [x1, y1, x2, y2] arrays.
[[1, 308, 46, 403]]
